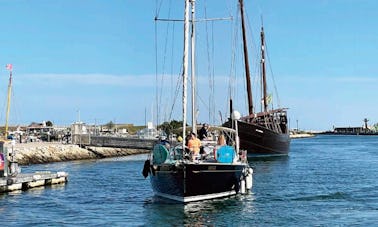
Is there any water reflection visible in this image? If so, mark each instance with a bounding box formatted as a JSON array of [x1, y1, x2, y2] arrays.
[[249, 155, 290, 175], [143, 194, 256, 226], [248, 154, 289, 163]]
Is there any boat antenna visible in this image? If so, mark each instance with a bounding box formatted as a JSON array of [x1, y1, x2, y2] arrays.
[[239, 0, 253, 115]]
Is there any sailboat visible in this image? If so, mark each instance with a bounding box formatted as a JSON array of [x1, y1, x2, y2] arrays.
[[225, 0, 290, 156], [143, 0, 253, 203]]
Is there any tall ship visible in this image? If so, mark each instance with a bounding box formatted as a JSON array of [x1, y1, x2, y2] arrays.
[[224, 0, 290, 156], [143, 0, 253, 202]]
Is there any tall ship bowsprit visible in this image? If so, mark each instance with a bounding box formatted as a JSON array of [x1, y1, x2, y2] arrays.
[[224, 0, 290, 156], [142, 0, 253, 203]]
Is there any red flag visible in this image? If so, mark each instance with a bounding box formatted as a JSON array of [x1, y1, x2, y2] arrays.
[[6, 64, 12, 71]]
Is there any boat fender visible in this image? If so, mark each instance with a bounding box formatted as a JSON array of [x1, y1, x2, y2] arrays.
[[246, 168, 253, 190], [151, 165, 156, 176], [142, 160, 151, 178], [240, 179, 246, 194]]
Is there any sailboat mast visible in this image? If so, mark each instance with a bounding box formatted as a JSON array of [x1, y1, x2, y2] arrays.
[[190, 0, 197, 134], [261, 27, 268, 112], [5, 69, 12, 138], [239, 0, 253, 115], [182, 0, 190, 147]]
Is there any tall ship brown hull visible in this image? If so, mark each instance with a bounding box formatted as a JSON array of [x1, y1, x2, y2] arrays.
[[238, 120, 290, 155], [224, 119, 290, 156]]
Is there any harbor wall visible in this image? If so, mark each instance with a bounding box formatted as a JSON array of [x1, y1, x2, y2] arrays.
[[9, 142, 150, 165]]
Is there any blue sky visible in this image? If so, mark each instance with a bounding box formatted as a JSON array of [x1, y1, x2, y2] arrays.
[[0, 0, 377, 131]]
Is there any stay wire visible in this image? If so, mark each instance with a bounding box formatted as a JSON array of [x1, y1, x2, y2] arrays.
[[265, 40, 281, 108]]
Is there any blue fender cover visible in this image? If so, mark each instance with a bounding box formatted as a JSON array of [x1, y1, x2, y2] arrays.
[[153, 144, 169, 164]]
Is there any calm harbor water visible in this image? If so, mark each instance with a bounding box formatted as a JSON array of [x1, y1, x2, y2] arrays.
[[1, 135, 378, 226]]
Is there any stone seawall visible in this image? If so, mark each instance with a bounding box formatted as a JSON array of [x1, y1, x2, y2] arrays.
[[7, 142, 149, 165]]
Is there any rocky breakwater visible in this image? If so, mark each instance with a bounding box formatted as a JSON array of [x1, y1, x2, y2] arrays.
[[9, 142, 150, 165]]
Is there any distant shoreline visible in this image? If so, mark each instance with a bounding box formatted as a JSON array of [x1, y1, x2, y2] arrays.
[[290, 133, 316, 139]]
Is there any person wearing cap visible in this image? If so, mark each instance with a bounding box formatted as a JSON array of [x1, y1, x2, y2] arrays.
[[159, 135, 170, 149], [198, 123, 209, 140], [187, 132, 201, 160]]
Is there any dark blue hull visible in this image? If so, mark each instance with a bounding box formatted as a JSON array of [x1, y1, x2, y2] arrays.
[[149, 163, 247, 202]]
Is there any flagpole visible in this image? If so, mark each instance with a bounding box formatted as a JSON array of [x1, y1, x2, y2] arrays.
[[5, 65, 13, 138]]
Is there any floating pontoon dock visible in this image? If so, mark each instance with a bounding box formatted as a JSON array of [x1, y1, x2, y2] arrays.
[[0, 171, 68, 193], [0, 140, 68, 193]]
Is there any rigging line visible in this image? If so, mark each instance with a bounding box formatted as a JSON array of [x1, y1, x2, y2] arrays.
[[156, 0, 173, 126], [204, 0, 210, 123], [244, 8, 262, 114], [225, 0, 234, 18], [196, 87, 214, 124], [168, 69, 182, 120], [228, 5, 239, 117], [155, 0, 164, 19], [12, 89, 22, 127], [265, 41, 282, 108], [158, 20, 172, 124], [168, 21, 176, 122], [230, 5, 244, 118]]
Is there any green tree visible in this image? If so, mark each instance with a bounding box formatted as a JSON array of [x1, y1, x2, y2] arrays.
[[373, 123, 378, 132], [106, 121, 114, 130], [46, 121, 53, 126], [159, 120, 184, 137]]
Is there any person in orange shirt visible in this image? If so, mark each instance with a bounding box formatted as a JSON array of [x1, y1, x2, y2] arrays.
[[187, 132, 201, 160]]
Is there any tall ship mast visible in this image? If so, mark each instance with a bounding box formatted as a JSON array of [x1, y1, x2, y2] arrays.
[[225, 0, 290, 156]]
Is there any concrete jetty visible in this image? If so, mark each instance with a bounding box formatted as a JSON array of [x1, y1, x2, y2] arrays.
[[12, 142, 150, 165]]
